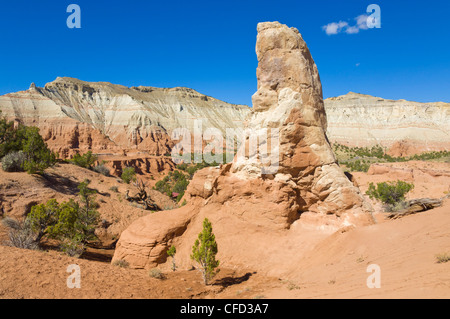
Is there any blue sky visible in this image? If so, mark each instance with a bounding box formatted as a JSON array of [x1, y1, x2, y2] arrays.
[[0, 0, 449, 106]]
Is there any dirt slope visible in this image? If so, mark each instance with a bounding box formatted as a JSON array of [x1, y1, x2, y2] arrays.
[[0, 162, 177, 245], [257, 199, 450, 299]]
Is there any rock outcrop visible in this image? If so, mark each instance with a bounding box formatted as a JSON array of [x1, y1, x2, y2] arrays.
[[112, 22, 374, 275], [324, 92, 450, 155]]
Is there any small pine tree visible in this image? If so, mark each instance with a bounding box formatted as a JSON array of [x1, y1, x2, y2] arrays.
[[191, 218, 220, 285], [21, 126, 57, 174], [76, 179, 100, 241], [0, 112, 26, 158], [167, 245, 177, 272]]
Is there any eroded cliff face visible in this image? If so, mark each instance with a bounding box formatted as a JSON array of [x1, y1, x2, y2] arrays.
[[324, 92, 450, 155], [0, 77, 250, 158], [111, 22, 374, 276], [1, 76, 448, 161]]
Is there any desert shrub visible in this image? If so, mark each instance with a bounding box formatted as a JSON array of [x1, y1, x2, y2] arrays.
[[154, 170, 189, 202], [333, 142, 450, 164], [154, 177, 171, 195], [93, 164, 110, 176], [70, 151, 98, 169], [1, 151, 26, 172], [191, 218, 220, 285], [60, 237, 85, 257], [342, 159, 370, 172], [366, 181, 414, 210], [176, 163, 188, 171], [173, 180, 189, 202], [109, 186, 119, 193], [436, 253, 450, 264], [1, 217, 39, 250], [287, 282, 300, 290], [121, 167, 136, 184], [149, 268, 165, 279], [186, 161, 212, 177], [383, 200, 409, 213], [113, 259, 130, 268], [11, 180, 100, 255], [26, 199, 84, 245]]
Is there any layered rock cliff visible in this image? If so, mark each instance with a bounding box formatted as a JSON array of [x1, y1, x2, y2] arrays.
[[0, 77, 250, 158], [1, 80, 448, 161], [324, 92, 450, 154]]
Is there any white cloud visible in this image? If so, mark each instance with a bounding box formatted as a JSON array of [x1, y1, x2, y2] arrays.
[[356, 14, 369, 30], [345, 26, 360, 34], [322, 21, 348, 35], [323, 14, 370, 35]]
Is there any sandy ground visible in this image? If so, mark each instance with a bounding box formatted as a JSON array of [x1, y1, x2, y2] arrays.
[[0, 160, 449, 299], [0, 200, 448, 299]]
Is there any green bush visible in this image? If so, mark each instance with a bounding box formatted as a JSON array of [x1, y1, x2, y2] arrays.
[[15, 179, 100, 255], [333, 142, 450, 164], [366, 180, 414, 209], [1, 151, 26, 172], [342, 159, 371, 172], [121, 167, 136, 184], [154, 170, 188, 202], [26, 199, 79, 244], [0, 115, 57, 174], [0, 113, 26, 158], [70, 151, 98, 169]]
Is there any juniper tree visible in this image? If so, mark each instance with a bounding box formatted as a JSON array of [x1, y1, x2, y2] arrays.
[[191, 218, 219, 285], [14, 180, 99, 256], [366, 180, 414, 211], [167, 245, 177, 272]]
